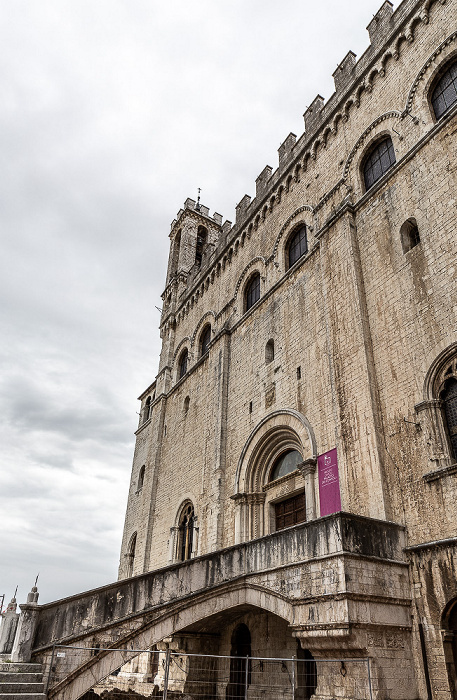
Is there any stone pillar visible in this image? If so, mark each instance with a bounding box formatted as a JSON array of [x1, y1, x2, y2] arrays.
[[0, 596, 19, 654], [11, 586, 40, 663], [297, 458, 317, 520]]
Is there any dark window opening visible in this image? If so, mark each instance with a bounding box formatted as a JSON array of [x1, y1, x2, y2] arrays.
[[245, 273, 260, 311], [297, 366, 302, 380], [126, 533, 137, 577], [178, 502, 194, 561], [432, 59, 457, 120], [184, 396, 190, 413], [288, 225, 308, 268], [200, 325, 211, 356], [400, 218, 420, 253], [275, 492, 306, 531], [137, 465, 145, 491], [270, 449, 303, 481], [442, 378, 457, 460], [143, 397, 151, 424], [363, 137, 396, 190], [195, 226, 207, 266], [265, 339, 274, 364], [249, 401, 253, 414], [179, 350, 188, 379]]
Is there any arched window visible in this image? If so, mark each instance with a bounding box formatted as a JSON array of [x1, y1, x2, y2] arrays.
[[441, 378, 457, 460], [179, 349, 188, 379], [177, 502, 195, 561], [265, 339, 274, 364], [400, 218, 420, 253], [431, 59, 457, 120], [270, 449, 303, 481], [245, 272, 260, 311], [126, 533, 137, 577], [184, 395, 190, 413], [200, 325, 211, 356], [288, 225, 308, 268], [137, 465, 145, 491], [363, 136, 396, 191], [195, 226, 207, 266]]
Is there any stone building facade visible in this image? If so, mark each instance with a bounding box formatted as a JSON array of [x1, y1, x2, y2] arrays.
[[7, 1, 457, 699]]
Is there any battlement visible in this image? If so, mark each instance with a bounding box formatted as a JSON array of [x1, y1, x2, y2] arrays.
[[205, 0, 428, 240], [170, 198, 225, 233]]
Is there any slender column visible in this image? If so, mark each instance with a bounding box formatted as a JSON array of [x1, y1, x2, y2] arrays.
[[297, 458, 317, 520]]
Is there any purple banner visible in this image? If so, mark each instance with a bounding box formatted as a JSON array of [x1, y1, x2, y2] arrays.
[[318, 448, 341, 517]]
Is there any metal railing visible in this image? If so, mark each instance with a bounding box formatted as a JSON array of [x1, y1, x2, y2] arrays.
[[45, 644, 373, 700]]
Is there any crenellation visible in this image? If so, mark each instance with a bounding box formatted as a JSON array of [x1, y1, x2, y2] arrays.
[[235, 194, 251, 226], [278, 132, 297, 168], [367, 1, 394, 45], [255, 165, 273, 198], [303, 95, 325, 134], [333, 51, 357, 92]]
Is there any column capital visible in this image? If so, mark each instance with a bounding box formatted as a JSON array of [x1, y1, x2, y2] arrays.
[[297, 457, 317, 477]]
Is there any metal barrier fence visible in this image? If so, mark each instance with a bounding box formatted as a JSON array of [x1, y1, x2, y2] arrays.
[[45, 645, 373, 700]]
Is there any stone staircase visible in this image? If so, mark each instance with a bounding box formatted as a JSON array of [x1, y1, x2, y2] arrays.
[[0, 661, 46, 699]]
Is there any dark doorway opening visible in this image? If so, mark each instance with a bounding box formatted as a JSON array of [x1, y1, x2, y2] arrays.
[[227, 624, 251, 700], [296, 642, 317, 700]]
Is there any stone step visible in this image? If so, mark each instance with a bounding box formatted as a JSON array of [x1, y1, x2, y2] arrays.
[[0, 682, 45, 693], [0, 673, 42, 683], [0, 695, 46, 700], [0, 663, 42, 674]]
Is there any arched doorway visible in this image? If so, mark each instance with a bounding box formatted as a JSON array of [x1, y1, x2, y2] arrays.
[[227, 624, 251, 700], [296, 642, 317, 700]]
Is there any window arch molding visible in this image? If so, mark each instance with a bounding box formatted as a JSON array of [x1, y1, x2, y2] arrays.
[[416, 342, 457, 470]]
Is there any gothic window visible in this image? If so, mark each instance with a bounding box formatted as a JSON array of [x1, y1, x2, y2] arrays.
[[195, 226, 207, 266], [177, 502, 195, 561], [431, 59, 457, 120], [363, 137, 396, 191], [179, 349, 188, 379], [137, 465, 145, 491], [265, 339, 274, 364], [126, 533, 137, 577], [245, 272, 260, 311], [400, 218, 420, 253], [288, 225, 308, 268], [200, 325, 211, 356], [274, 492, 306, 531], [270, 449, 303, 481], [441, 377, 457, 460]]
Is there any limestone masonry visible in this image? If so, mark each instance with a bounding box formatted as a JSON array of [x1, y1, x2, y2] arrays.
[[4, 1, 457, 699]]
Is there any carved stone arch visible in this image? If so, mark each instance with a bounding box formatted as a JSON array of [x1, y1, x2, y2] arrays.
[[191, 310, 217, 347], [368, 68, 379, 88], [422, 342, 457, 401], [343, 98, 354, 121], [233, 410, 318, 542], [271, 206, 314, 262], [234, 409, 317, 495], [172, 336, 192, 366], [355, 83, 366, 107], [405, 31, 457, 116], [343, 111, 402, 182], [170, 496, 199, 562], [233, 257, 267, 301], [322, 126, 332, 146], [332, 113, 343, 134], [48, 586, 297, 700]]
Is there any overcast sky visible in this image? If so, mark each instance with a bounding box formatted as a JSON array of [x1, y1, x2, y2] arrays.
[[1, 0, 389, 606]]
